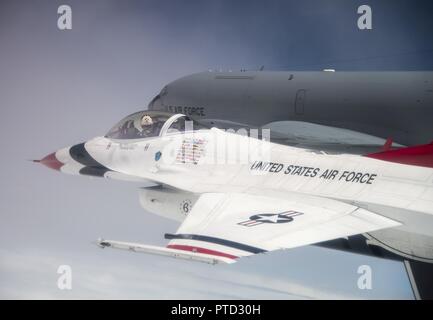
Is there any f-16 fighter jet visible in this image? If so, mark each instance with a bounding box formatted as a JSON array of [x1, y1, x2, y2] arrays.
[[36, 112, 433, 270], [36, 71, 433, 298]]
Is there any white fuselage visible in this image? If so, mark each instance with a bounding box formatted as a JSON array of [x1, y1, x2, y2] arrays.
[[77, 128, 433, 239]]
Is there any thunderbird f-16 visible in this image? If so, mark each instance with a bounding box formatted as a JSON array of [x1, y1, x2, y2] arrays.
[[36, 71, 433, 298]]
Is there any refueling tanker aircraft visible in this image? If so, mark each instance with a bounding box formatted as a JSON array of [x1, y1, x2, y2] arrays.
[[36, 71, 433, 298]]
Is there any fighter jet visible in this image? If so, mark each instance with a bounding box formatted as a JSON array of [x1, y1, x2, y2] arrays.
[[36, 109, 433, 298]]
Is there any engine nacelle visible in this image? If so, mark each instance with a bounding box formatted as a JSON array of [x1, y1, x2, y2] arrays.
[[139, 187, 200, 222]]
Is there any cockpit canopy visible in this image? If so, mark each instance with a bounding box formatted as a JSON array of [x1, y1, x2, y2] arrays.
[[105, 111, 208, 140]]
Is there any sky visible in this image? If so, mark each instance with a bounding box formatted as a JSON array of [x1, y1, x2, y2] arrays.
[[1, 0, 432, 299]]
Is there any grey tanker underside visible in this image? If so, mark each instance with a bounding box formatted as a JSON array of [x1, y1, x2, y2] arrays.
[[149, 71, 433, 146]]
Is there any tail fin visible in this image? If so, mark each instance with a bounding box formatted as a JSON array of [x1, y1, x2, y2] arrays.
[[381, 137, 393, 152], [366, 142, 433, 168]]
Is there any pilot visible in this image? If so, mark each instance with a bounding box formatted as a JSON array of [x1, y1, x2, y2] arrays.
[[140, 114, 157, 137]]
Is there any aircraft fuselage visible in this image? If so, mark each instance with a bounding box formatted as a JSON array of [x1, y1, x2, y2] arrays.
[[149, 71, 433, 146]]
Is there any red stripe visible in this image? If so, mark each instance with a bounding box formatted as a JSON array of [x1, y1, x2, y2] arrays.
[[240, 220, 258, 226], [366, 142, 433, 168], [167, 244, 238, 260]]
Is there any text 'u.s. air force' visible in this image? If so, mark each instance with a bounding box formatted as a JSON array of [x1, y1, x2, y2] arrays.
[[250, 161, 377, 184]]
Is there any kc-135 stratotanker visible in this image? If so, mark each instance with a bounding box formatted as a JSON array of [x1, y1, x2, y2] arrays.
[[36, 71, 433, 298]]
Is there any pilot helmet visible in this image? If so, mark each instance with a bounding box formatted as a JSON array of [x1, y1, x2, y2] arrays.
[[141, 115, 153, 127]]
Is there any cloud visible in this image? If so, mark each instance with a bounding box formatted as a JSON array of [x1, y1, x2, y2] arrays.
[[0, 248, 359, 299]]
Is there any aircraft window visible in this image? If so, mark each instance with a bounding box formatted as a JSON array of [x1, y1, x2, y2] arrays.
[[105, 111, 209, 139], [105, 111, 172, 140], [106, 111, 210, 140]]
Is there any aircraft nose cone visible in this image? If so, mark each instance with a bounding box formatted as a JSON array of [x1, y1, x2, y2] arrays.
[[34, 152, 63, 171]]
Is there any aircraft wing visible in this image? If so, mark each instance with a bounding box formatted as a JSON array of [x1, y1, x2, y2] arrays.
[[264, 120, 405, 154], [163, 193, 401, 263], [198, 119, 404, 154], [99, 192, 401, 264]]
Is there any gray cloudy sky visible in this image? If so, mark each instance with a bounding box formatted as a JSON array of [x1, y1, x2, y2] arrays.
[[1, 0, 432, 299]]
